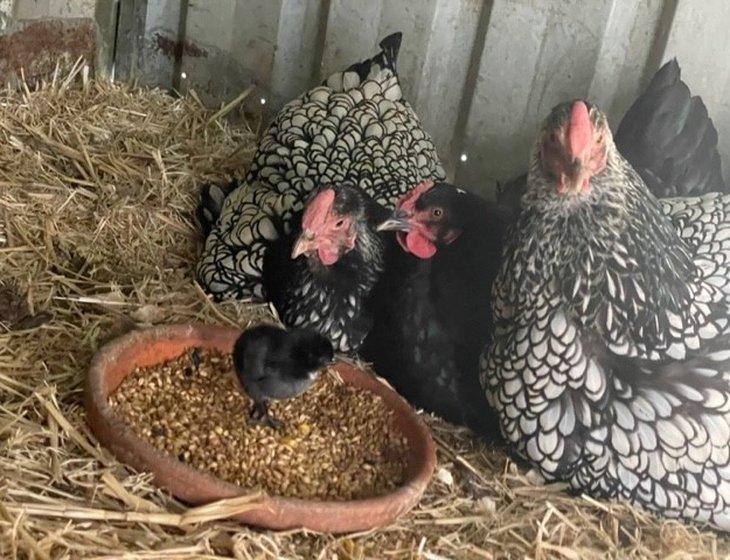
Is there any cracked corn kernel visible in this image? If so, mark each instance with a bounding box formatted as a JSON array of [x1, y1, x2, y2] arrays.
[[108, 347, 409, 500]]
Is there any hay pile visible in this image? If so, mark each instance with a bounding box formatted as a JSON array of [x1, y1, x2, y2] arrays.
[[0, 62, 727, 559]]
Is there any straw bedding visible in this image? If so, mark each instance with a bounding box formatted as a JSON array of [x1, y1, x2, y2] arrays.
[[0, 61, 728, 559]]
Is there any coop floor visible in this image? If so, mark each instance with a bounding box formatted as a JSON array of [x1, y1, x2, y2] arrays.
[[0, 70, 727, 559]]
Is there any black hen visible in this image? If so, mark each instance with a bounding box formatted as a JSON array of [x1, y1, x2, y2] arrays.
[[263, 184, 390, 354], [233, 325, 334, 428], [362, 181, 508, 438], [498, 59, 726, 215]]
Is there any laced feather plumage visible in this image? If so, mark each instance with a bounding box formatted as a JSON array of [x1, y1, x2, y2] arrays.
[[482, 100, 730, 530], [196, 32, 444, 302]]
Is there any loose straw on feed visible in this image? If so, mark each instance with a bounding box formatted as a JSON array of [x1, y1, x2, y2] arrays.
[[0, 62, 727, 559]]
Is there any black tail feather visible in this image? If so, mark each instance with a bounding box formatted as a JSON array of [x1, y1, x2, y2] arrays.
[[377, 31, 403, 72], [644, 57, 681, 92], [340, 31, 403, 83], [196, 179, 240, 238], [495, 173, 527, 222], [615, 58, 726, 197]]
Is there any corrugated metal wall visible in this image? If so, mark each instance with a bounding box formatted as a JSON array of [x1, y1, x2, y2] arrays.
[[5, 0, 730, 196]]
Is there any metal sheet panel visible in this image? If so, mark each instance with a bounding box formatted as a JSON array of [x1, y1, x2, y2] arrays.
[[12, 0, 95, 19], [1, 0, 101, 83], [0, 0, 97, 85], [1, 0, 14, 31], [15, 0, 728, 195]]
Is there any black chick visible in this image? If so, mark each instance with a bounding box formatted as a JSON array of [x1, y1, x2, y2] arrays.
[[362, 181, 508, 439], [232, 325, 335, 428]]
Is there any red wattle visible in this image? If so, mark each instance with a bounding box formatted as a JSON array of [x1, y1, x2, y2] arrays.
[[401, 231, 436, 259], [317, 246, 339, 265]]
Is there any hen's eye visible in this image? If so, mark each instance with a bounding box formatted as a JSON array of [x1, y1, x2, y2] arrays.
[[432, 208, 443, 218], [334, 219, 345, 228], [597, 135, 604, 144], [550, 132, 558, 143]]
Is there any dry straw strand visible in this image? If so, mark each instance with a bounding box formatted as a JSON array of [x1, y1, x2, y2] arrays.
[[0, 59, 727, 559]]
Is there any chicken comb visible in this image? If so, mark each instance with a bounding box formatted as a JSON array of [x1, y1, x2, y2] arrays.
[[568, 100, 592, 157], [302, 188, 335, 232], [396, 179, 435, 212]]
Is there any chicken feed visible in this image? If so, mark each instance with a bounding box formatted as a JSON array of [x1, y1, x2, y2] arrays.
[[108, 348, 408, 500]]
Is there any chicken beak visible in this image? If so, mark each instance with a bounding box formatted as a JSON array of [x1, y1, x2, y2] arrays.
[[557, 162, 591, 195], [376, 210, 412, 232], [291, 232, 315, 259]]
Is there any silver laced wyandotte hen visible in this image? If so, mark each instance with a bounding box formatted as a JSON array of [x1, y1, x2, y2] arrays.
[[196, 32, 444, 354], [482, 98, 730, 529], [260, 184, 391, 354]]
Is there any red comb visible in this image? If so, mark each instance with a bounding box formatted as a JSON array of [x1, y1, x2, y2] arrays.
[[302, 188, 335, 231], [396, 180, 435, 212], [567, 101, 592, 158]]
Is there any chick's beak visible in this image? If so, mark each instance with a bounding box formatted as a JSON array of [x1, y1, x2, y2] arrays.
[[376, 209, 412, 232], [291, 232, 315, 259]]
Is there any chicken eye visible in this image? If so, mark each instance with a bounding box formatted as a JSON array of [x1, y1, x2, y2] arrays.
[[432, 208, 443, 218], [334, 219, 345, 228], [597, 135, 604, 145], [550, 132, 558, 143]]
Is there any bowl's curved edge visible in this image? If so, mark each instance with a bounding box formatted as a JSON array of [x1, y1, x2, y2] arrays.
[[84, 324, 279, 514], [84, 323, 437, 533]]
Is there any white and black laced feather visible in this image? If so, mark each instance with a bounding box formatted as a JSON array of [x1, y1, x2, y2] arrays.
[[196, 32, 445, 301], [263, 186, 389, 354], [482, 102, 730, 530]]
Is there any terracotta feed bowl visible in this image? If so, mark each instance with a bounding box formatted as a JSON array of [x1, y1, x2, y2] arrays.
[[85, 323, 436, 533]]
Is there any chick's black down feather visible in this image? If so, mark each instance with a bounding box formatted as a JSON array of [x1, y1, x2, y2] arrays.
[[233, 325, 334, 426]]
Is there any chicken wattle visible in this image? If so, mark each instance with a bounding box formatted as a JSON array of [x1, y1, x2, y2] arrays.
[[363, 181, 508, 437], [482, 99, 730, 529], [196, 32, 444, 302]]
